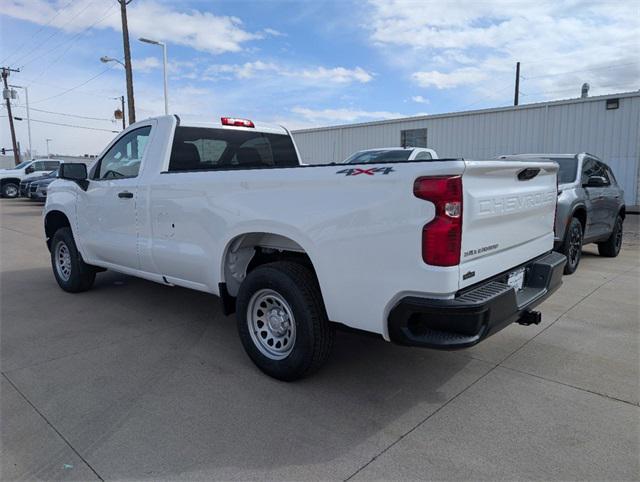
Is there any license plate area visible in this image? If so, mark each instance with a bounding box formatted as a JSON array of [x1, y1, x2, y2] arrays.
[[507, 267, 526, 291]]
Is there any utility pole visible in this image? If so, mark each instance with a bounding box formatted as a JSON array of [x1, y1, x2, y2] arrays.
[[46, 138, 52, 158], [120, 95, 126, 129], [1, 67, 20, 165], [514, 61, 520, 106], [118, 0, 136, 124], [10, 84, 32, 159]]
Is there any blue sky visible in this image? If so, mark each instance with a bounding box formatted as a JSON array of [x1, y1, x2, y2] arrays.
[[1, 0, 638, 155]]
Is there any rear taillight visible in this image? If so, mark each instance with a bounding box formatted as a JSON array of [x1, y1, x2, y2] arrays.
[[414, 176, 462, 267], [221, 117, 255, 128]]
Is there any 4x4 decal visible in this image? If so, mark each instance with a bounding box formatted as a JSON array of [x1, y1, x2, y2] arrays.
[[336, 167, 395, 176]]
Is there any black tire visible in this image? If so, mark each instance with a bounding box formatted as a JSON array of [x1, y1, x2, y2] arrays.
[[50, 227, 96, 292], [2, 182, 19, 198], [598, 215, 623, 257], [236, 261, 334, 381], [559, 217, 583, 275]]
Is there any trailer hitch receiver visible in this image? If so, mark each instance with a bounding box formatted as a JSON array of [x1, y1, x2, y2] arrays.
[[517, 310, 542, 326]]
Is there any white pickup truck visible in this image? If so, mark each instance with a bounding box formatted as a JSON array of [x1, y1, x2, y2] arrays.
[[1, 158, 62, 198], [44, 115, 565, 380]]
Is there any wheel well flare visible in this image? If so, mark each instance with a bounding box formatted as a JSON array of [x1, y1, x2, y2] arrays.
[[45, 211, 71, 250]]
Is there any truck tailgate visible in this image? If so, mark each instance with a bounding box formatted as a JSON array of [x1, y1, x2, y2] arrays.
[[460, 160, 558, 289]]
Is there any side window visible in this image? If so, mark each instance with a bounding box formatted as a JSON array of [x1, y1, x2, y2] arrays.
[[33, 161, 45, 171], [414, 151, 432, 161], [606, 165, 618, 185], [581, 159, 596, 185], [44, 160, 60, 170], [94, 126, 151, 180], [596, 162, 611, 185]]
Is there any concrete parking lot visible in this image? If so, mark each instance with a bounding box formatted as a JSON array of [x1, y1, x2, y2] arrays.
[[1, 198, 638, 481]]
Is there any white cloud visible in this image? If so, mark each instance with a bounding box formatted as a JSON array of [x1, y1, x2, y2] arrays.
[[300, 66, 373, 84], [367, 0, 640, 100], [291, 106, 404, 124], [132, 57, 161, 73], [205, 62, 373, 85], [412, 68, 487, 89], [411, 95, 429, 104], [263, 28, 286, 37], [3, 0, 264, 54]]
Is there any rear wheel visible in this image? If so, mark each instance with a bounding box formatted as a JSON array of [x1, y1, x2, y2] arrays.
[[236, 261, 334, 381], [559, 217, 583, 275], [51, 227, 96, 292], [598, 215, 623, 257], [2, 182, 19, 198]]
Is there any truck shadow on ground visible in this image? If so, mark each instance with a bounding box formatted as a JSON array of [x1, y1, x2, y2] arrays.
[[2, 266, 484, 479]]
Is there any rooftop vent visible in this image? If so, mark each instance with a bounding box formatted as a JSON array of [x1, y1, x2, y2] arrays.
[[581, 83, 590, 98]]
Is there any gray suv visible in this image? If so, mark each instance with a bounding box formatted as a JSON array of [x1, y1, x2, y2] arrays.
[[499, 153, 625, 274]]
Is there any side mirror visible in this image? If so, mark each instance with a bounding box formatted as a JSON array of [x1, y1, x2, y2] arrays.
[[25, 166, 35, 174], [59, 163, 88, 190], [584, 175, 607, 188]]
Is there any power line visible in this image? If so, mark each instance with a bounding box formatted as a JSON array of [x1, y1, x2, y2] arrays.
[[20, 2, 116, 72], [12, 117, 119, 133], [22, 78, 116, 100], [13, 105, 114, 122], [29, 67, 115, 104], [518, 43, 640, 66], [522, 83, 639, 97], [0, 0, 76, 65], [522, 62, 640, 81], [10, 0, 101, 69]]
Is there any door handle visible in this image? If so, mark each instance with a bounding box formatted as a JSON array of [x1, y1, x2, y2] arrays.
[[118, 191, 133, 199]]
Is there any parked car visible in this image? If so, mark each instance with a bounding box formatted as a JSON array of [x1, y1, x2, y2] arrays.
[[20, 170, 58, 197], [29, 171, 59, 201], [343, 147, 439, 163], [44, 115, 565, 380], [498, 153, 625, 274], [0, 158, 61, 198]]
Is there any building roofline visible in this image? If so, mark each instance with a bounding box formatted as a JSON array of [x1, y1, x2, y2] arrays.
[[291, 90, 640, 134]]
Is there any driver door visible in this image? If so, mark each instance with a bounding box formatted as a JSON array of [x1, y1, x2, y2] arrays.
[[76, 125, 152, 268]]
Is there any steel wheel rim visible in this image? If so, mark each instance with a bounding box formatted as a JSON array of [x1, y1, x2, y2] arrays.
[[5, 185, 17, 197], [615, 219, 623, 249], [55, 241, 72, 281], [247, 289, 296, 360], [568, 225, 582, 266]]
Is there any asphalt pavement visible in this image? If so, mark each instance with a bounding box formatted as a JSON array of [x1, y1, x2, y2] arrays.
[[1, 199, 638, 481]]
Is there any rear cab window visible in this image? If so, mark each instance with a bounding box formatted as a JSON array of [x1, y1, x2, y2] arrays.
[[168, 127, 299, 172]]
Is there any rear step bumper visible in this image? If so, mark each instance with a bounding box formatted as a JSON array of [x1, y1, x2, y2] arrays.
[[388, 251, 566, 349]]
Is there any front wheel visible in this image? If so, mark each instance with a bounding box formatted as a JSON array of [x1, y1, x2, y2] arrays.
[[51, 227, 96, 292], [2, 182, 19, 198], [559, 217, 583, 275], [598, 215, 623, 257], [236, 261, 334, 381]]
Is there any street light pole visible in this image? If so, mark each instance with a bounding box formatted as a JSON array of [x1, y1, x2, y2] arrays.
[[45, 138, 52, 158], [139, 37, 169, 115], [10, 84, 32, 159], [162, 42, 168, 115]]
